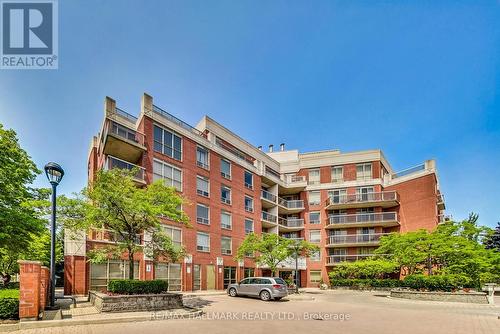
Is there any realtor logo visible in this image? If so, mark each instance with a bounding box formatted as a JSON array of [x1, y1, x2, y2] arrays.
[[1, 0, 58, 69]]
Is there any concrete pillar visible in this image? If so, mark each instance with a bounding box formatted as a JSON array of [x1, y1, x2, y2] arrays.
[[104, 96, 116, 117], [141, 93, 153, 115]]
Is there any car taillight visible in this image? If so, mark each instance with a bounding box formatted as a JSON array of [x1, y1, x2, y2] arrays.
[[273, 284, 281, 289]]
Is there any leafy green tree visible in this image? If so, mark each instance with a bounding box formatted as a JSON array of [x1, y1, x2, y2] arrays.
[[484, 222, 500, 252], [63, 169, 190, 279], [0, 124, 46, 282], [236, 233, 319, 276]]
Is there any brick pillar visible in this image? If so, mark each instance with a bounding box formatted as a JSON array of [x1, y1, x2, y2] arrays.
[[64, 255, 88, 295], [39, 267, 49, 311], [18, 260, 42, 321], [144, 260, 154, 280]]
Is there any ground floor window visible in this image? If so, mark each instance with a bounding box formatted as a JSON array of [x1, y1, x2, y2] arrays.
[[193, 264, 201, 291], [244, 267, 254, 278], [223, 266, 237, 289], [309, 270, 322, 283], [155, 263, 182, 291], [90, 260, 140, 291]]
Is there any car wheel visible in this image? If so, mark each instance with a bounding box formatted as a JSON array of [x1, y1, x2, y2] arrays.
[[260, 290, 271, 301], [229, 288, 237, 297]]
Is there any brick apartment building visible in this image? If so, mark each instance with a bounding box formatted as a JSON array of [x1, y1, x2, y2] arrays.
[[63, 93, 446, 295]]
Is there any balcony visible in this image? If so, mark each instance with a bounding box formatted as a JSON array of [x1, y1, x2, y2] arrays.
[[282, 236, 304, 241], [437, 192, 445, 210], [325, 233, 390, 247], [326, 254, 389, 265], [261, 189, 277, 209], [326, 212, 399, 229], [89, 228, 143, 245], [325, 191, 399, 209], [278, 198, 305, 214], [104, 155, 146, 184], [280, 175, 307, 194], [102, 120, 146, 164], [261, 211, 277, 228], [278, 218, 304, 232]]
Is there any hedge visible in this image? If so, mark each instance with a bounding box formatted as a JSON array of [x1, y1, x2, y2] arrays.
[[107, 279, 168, 295], [0, 282, 19, 290], [0, 289, 19, 320], [331, 279, 402, 289], [402, 274, 471, 292]]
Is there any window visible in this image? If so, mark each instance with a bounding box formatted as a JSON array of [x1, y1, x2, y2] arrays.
[[356, 163, 372, 181], [221, 236, 232, 255], [309, 230, 321, 243], [196, 176, 209, 197], [331, 166, 343, 183], [196, 204, 209, 225], [90, 260, 139, 290], [196, 232, 210, 252], [153, 160, 182, 191], [162, 225, 182, 249], [356, 187, 374, 201], [221, 211, 232, 230], [153, 125, 182, 160], [308, 191, 320, 205], [244, 171, 253, 189], [308, 169, 320, 185], [329, 189, 347, 204], [244, 196, 254, 213], [310, 270, 322, 283], [196, 146, 209, 169], [245, 219, 254, 234], [223, 266, 237, 289], [220, 159, 231, 179], [155, 263, 181, 291], [310, 250, 321, 261], [221, 186, 231, 205], [244, 268, 254, 278], [309, 212, 320, 224]]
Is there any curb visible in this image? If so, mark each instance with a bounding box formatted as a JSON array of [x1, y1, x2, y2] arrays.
[[0, 309, 203, 332]]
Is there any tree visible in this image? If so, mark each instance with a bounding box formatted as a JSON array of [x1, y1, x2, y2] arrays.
[[484, 222, 500, 252], [236, 233, 319, 276], [63, 168, 190, 279], [0, 124, 46, 282]]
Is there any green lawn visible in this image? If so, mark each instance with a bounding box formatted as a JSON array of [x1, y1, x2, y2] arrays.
[[0, 289, 19, 299]]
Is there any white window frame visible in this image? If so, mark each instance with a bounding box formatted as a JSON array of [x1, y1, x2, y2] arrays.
[[309, 230, 321, 243], [221, 211, 232, 230], [161, 225, 182, 249], [196, 175, 210, 197], [309, 270, 322, 283], [221, 185, 231, 205], [308, 169, 320, 185], [196, 232, 210, 252], [196, 204, 210, 225], [244, 196, 254, 213], [309, 211, 321, 224], [308, 191, 321, 205], [220, 158, 231, 179], [310, 250, 321, 262], [331, 166, 343, 183], [196, 146, 209, 170], [153, 159, 182, 191], [356, 163, 372, 181], [244, 170, 253, 189], [221, 236, 232, 255], [245, 219, 254, 235]]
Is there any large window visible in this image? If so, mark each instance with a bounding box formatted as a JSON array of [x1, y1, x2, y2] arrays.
[[196, 146, 209, 169], [244, 196, 254, 213], [309, 270, 322, 283], [153, 125, 182, 160], [196, 232, 210, 252], [221, 211, 232, 230], [244, 171, 253, 189], [155, 263, 182, 291], [245, 219, 254, 234], [310, 250, 321, 262], [308, 191, 320, 205], [308, 169, 320, 185], [220, 159, 231, 179], [196, 204, 210, 225], [356, 163, 372, 181], [221, 186, 231, 205], [309, 230, 321, 243], [196, 176, 209, 197], [329, 189, 347, 204], [309, 212, 321, 224], [162, 225, 182, 249], [153, 160, 182, 191], [90, 260, 139, 291], [331, 166, 343, 183], [221, 236, 232, 255], [244, 268, 254, 278]]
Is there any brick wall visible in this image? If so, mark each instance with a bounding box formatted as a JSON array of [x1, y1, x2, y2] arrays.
[[18, 260, 49, 321]]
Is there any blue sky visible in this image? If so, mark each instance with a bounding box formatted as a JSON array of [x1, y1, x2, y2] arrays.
[[1, 1, 499, 227]]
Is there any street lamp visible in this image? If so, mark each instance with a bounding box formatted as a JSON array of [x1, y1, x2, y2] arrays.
[[44, 162, 64, 309]]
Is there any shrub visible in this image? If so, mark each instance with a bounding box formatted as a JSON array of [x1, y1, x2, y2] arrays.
[[0, 282, 20, 290], [402, 274, 471, 292], [0, 289, 19, 320], [330, 278, 401, 289], [107, 279, 168, 295], [329, 259, 399, 280]]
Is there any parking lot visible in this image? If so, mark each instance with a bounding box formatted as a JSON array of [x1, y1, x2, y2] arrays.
[[16, 290, 500, 334]]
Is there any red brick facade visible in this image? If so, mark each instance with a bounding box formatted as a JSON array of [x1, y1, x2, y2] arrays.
[[18, 261, 49, 321]]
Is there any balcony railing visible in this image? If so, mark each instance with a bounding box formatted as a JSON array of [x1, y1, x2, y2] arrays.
[[286, 175, 306, 184], [261, 211, 277, 224], [327, 212, 398, 226], [326, 254, 389, 264], [105, 156, 145, 182], [152, 105, 205, 138], [261, 190, 277, 203], [106, 120, 145, 146], [326, 233, 389, 245], [282, 236, 304, 241], [278, 218, 304, 228], [325, 191, 399, 207], [278, 198, 305, 210], [89, 228, 142, 245]]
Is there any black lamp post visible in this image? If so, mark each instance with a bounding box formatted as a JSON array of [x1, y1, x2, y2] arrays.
[[44, 162, 64, 309]]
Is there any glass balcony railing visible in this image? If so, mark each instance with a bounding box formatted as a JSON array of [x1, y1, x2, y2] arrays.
[[261, 211, 277, 223], [326, 233, 390, 245], [325, 191, 399, 207], [105, 156, 145, 182], [326, 254, 390, 264], [278, 218, 304, 228], [261, 189, 277, 203], [278, 198, 305, 210], [327, 212, 398, 226]]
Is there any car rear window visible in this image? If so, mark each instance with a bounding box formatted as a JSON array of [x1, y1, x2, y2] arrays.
[[274, 278, 286, 285]]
